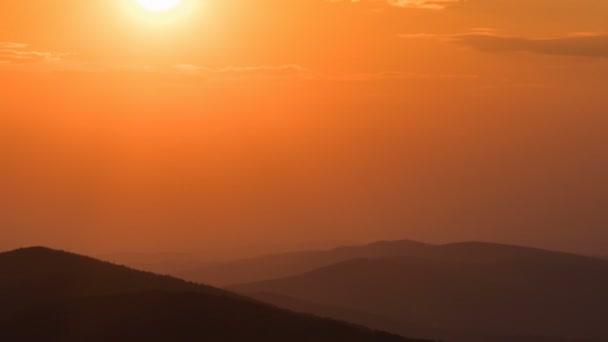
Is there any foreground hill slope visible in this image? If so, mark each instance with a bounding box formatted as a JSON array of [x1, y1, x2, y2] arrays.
[[0, 247, 228, 318], [246, 292, 603, 342], [0, 247, 429, 342], [231, 242, 608, 341]]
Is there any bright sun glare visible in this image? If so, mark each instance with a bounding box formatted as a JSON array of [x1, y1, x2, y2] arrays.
[[136, 0, 182, 12]]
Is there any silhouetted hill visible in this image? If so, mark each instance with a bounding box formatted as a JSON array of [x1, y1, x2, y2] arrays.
[[0, 247, 228, 319], [0, 292, 421, 342], [97, 251, 203, 277], [180, 240, 604, 286], [180, 240, 432, 285], [0, 247, 431, 342], [245, 291, 601, 342], [249, 291, 408, 333], [231, 242, 608, 342]]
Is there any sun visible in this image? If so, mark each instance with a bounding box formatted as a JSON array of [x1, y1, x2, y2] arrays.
[[126, 0, 197, 27], [136, 0, 182, 12]]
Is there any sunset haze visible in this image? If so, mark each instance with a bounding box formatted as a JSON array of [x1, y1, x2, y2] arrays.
[[2, 0, 607, 259]]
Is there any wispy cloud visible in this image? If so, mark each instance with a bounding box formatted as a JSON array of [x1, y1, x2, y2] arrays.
[[0, 42, 65, 64], [400, 32, 608, 58], [453, 32, 608, 58], [173, 64, 312, 80], [385, 0, 459, 9], [331, 0, 460, 10], [333, 71, 479, 81], [172, 64, 478, 82]]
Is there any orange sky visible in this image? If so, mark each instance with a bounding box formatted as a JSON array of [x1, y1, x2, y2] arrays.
[[1, 0, 608, 258]]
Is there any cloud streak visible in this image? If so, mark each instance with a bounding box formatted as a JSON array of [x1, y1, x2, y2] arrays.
[[401, 32, 608, 58], [0, 42, 64, 64], [385, 0, 459, 9], [332, 0, 459, 10], [454, 33, 608, 58], [173, 64, 312, 80]]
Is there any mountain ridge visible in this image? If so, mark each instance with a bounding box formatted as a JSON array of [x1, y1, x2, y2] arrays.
[[177, 239, 602, 286], [0, 246, 430, 342], [229, 241, 608, 342]]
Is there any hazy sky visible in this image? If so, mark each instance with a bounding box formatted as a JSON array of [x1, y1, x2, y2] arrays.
[[1, 0, 607, 258]]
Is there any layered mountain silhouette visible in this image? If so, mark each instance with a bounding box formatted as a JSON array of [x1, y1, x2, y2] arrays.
[[243, 292, 597, 342], [0, 247, 430, 342], [180, 240, 433, 286], [227, 241, 608, 342]]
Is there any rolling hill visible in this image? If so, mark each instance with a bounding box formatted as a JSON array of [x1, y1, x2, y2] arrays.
[[179, 240, 433, 286], [243, 292, 597, 342], [180, 240, 599, 287], [0, 247, 430, 342], [230, 241, 608, 342]]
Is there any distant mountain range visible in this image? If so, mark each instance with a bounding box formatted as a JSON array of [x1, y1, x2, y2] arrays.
[[179, 240, 435, 286], [7, 242, 606, 342], [0, 247, 430, 342], [220, 241, 608, 342], [243, 292, 597, 342]]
